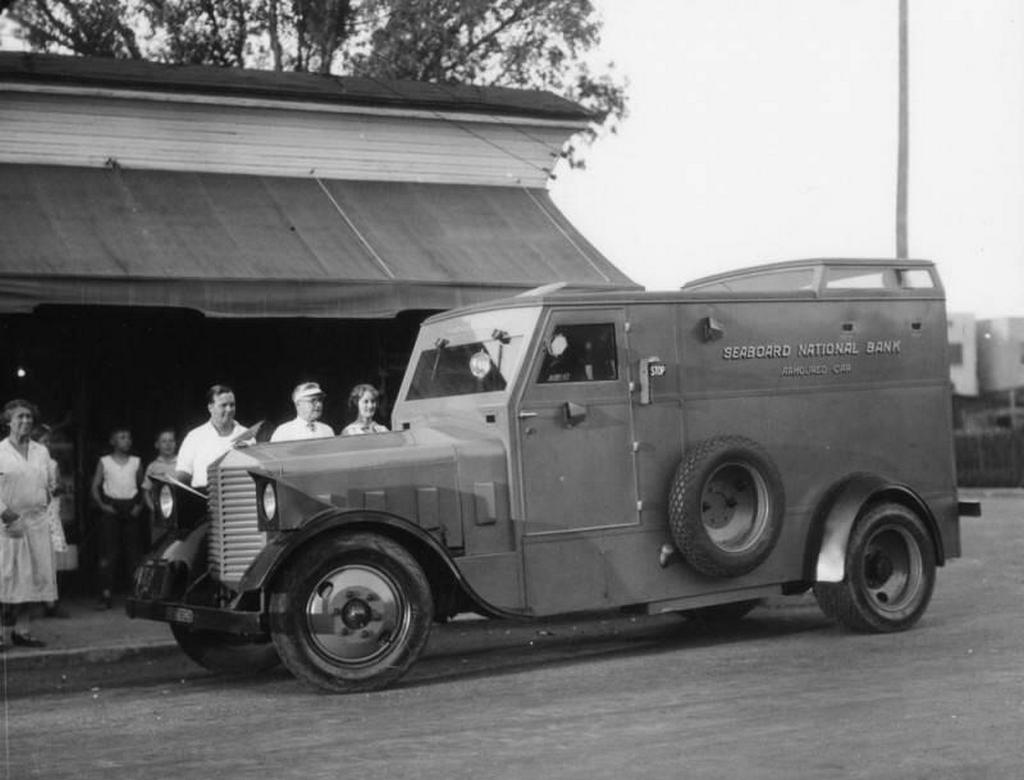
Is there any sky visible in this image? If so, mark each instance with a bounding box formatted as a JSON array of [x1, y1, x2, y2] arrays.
[[550, 0, 1024, 318]]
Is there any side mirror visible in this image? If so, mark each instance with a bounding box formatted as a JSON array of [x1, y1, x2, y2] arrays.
[[638, 356, 665, 405], [563, 401, 587, 427]]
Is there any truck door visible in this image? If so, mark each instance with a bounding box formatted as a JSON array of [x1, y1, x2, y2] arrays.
[[514, 310, 637, 535]]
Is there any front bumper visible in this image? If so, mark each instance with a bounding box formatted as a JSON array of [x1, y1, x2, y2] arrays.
[[126, 597, 266, 635], [128, 546, 268, 636]]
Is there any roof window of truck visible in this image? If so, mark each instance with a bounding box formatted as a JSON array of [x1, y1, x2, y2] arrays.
[[686, 267, 817, 293], [538, 323, 618, 383], [896, 268, 936, 289], [824, 267, 893, 290]]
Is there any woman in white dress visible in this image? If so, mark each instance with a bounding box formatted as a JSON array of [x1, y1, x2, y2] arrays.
[[0, 399, 57, 649]]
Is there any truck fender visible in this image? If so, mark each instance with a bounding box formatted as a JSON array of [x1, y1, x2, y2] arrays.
[[132, 522, 210, 602], [146, 521, 208, 572], [235, 509, 518, 619], [813, 474, 944, 583]]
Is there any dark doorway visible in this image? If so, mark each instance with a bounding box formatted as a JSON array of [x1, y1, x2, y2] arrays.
[[0, 306, 430, 595]]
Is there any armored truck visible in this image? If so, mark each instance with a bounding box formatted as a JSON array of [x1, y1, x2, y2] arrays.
[[129, 258, 978, 692]]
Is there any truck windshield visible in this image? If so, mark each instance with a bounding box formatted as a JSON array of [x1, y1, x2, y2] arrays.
[[404, 307, 539, 400]]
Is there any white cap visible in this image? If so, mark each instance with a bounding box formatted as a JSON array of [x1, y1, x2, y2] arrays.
[[292, 382, 325, 402]]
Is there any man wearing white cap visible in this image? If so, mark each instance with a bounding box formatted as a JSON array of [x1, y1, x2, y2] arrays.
[[270, 382, 335, 443]]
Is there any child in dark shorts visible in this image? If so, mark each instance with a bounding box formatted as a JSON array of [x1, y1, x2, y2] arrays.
[[90, 427, 144, 609]]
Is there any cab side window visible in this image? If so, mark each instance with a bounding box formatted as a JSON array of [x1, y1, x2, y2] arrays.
[[537, 323, 618, 383]]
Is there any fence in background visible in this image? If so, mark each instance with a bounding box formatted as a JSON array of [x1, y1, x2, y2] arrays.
[[955, 429, 1024, 487]]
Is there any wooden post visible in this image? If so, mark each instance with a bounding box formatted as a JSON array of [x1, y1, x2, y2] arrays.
[[1011, 389, 1022, 485], [896, 0, 909, 259]]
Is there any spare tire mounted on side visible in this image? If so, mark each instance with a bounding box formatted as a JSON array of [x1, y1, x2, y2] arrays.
[[668, 436, 785, 578]]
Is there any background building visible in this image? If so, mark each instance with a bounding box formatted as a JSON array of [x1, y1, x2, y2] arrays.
[[946, 312, 978, 398], [977, 318, 1024, 397], [953, 316, 1024, 485], [0, 52, 637, 582]]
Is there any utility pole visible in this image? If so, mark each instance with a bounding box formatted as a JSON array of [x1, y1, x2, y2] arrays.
[[896, 0, 909, 258]]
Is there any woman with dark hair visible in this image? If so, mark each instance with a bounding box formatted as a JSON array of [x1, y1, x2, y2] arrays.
[[340, 384, 389, 436], [0, 399, 57, 649]]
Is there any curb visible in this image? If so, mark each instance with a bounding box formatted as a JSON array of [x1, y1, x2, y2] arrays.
[[958, 488, 1024, 498]]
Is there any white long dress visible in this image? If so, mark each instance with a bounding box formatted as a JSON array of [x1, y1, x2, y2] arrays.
[[0, 439, 58, 603]]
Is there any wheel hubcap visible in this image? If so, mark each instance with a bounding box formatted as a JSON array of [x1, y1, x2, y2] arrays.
[[700, 462, 769, 552], [304, 564, 409, 666], [340, 599, 372, 630], [862, 525, 923, 612]]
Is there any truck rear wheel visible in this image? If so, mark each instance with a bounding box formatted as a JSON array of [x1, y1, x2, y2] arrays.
[[813, 502, 935, 632], [270, 532, 433, 693], [668, 436, 785, 578], [170, 625, 280, 675]]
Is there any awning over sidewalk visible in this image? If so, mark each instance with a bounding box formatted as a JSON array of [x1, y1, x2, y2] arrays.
[[0, 164, 637, 318]]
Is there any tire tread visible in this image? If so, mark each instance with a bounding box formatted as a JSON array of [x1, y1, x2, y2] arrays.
[[667, 436, 784, 578], [270, 531, 433, 693], [813, 502, 935, 633]]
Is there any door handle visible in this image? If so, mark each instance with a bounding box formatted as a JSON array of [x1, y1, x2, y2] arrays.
[[518, 411, 538, 419], [563, 401, 587, 426]]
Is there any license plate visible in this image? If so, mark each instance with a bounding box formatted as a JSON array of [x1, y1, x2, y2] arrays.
[[135, 562, 167, 598], [166, 606, 195, 624]]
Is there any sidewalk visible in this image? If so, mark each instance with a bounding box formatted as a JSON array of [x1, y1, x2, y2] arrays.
[[0, 595, 178, 672]]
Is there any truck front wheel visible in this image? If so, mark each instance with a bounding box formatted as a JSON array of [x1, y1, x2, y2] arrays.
[[270, 532, 433, 693], [813, 502, 936, 632]]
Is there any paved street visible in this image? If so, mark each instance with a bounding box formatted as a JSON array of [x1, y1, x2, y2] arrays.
[[1, 492, 1021, 780]]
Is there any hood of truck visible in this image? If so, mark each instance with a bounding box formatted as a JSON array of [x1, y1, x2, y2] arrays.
[[226, 424, 501, 476], [217, 424, 509, 542]]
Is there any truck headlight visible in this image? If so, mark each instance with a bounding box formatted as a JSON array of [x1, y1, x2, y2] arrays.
[[158, 485, 175, 519], [261, 482, 278, 523]]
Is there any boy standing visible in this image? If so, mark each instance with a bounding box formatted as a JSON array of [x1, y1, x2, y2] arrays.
[[142, 428, 177, 543], [90, 426, 143, 609]]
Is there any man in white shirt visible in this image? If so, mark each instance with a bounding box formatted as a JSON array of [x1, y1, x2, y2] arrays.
[[175, 384, 251, 489], [271, 382, 335, 443]]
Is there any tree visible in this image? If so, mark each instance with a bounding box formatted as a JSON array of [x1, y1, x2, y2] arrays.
[[3, 0, 625, 165], [349, 0, 626, 165], [144, 0, 254, 68], [10, 0, 143, 58]]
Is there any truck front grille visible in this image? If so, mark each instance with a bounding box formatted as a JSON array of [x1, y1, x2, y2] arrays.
[[207, 465, 266, 585]]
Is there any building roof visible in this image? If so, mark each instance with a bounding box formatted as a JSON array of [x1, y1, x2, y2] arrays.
[[0, 164, 637, 318], [0, 51, 593, 122], [0, 54, 632, 318]]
